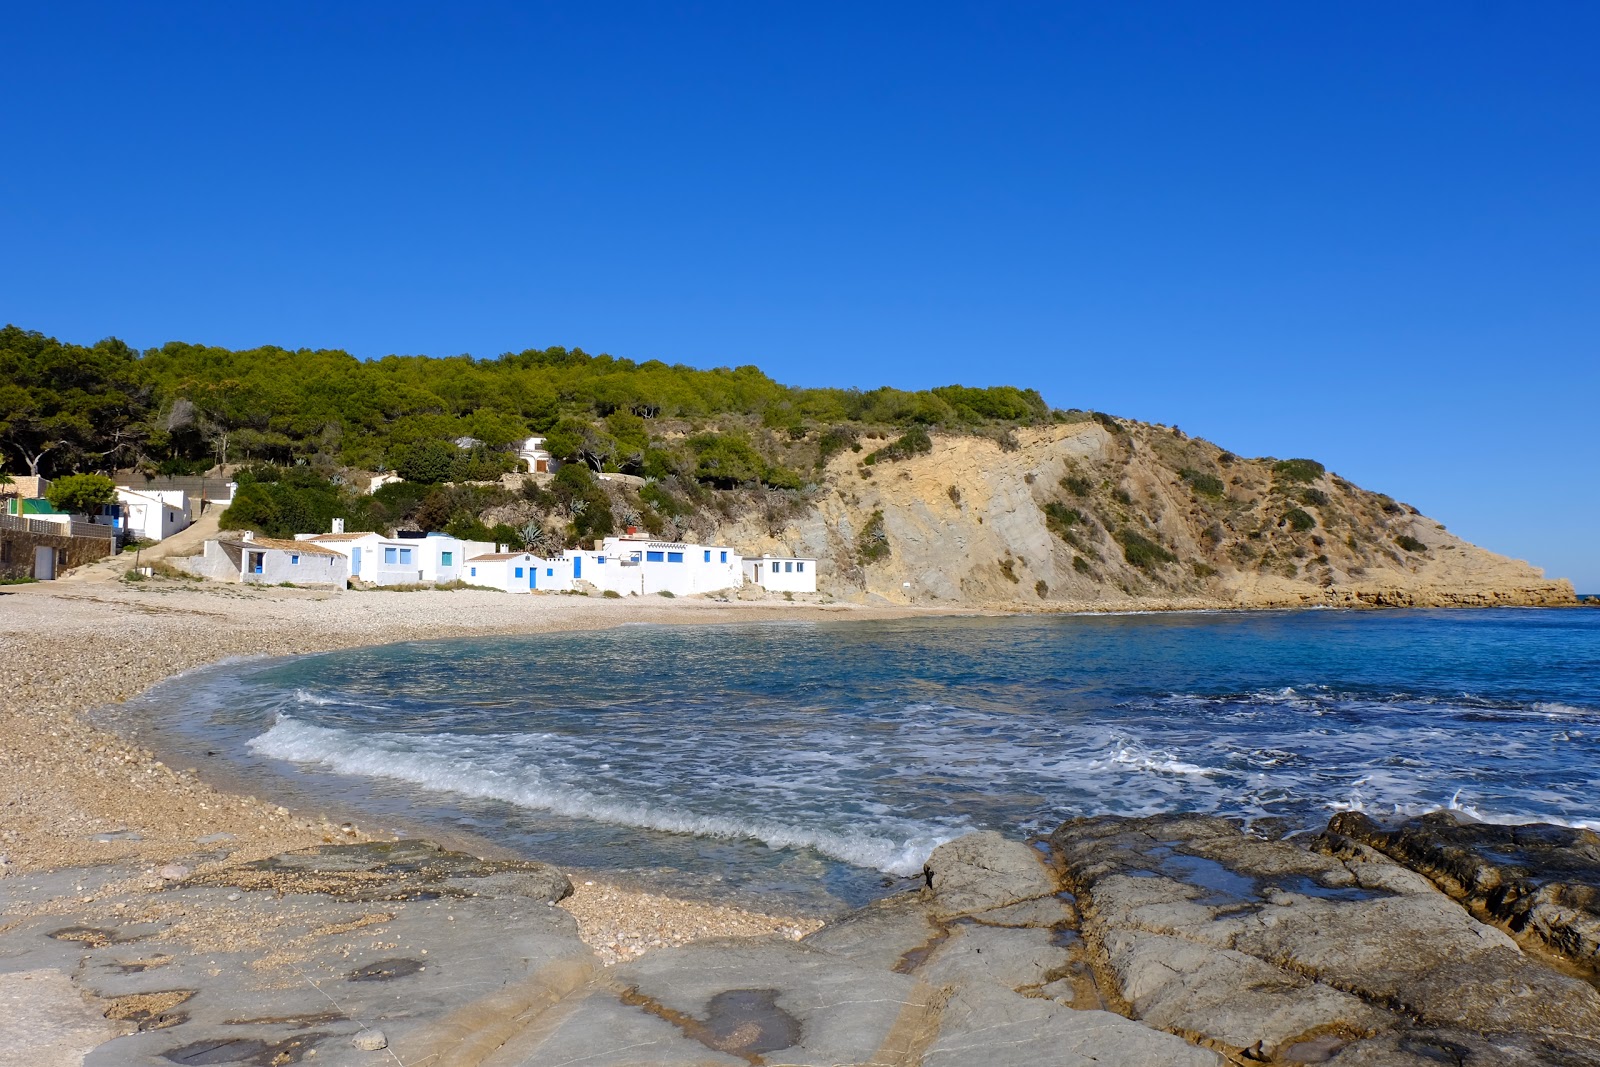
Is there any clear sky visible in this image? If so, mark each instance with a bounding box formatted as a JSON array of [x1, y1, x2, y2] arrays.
[[4, 4, 1596, 589]]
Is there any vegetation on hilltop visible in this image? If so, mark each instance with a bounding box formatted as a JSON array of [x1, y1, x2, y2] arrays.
[[0, 324, 1055, 550], [0, 324, 1050, 482]]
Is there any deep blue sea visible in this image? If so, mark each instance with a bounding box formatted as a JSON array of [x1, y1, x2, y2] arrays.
[[123, 609, 1600, 911]]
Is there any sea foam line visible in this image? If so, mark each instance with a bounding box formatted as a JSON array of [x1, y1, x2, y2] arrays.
[[248, 714, 954, 876]]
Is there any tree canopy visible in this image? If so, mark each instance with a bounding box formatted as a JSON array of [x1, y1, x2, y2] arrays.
[[0, 324, 1055, 484]]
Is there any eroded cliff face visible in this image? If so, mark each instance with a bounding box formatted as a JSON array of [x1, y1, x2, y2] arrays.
[[715, 420, 1574, 609]]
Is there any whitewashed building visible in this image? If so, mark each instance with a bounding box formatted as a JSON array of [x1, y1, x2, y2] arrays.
[[743, 554, 818, 593], [464, 551, 574, 592], [295, 528, 494, 586], [516, 436, 556, 474], [178, 534, 348, 588], [565, 532, 743, 597], [114, 487, 191, 542]]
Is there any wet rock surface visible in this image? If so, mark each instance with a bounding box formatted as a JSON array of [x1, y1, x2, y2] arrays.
[[10, 819, 1600, 1065], [1052, 814, 1600, 1065], [179, 838, 574, 904], [1330, 809, 1600, 975]]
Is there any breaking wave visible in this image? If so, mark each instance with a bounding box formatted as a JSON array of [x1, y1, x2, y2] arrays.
[[249, 714, 956, 876]]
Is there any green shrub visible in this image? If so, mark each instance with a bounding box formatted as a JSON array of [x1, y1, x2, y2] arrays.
[[1092, 412, 1123, 434], [947, 485, 961, 504], [1060, 474, 1094, 496], [864, 427, 933, 465], [1282, 508, 1316, 532], [1192, 561, 1218, 578], [1112, 488, 1133, 506], [602, 589, 622, 598], [1115, 529, 1176, 570], [1035, 579, 1048, 598], [658, 590, 676, 598], [998, 557, 1020, 583], [1299, 487, 1329, 507], [857, 509, 890, 563], [1043, 502, 1085, 540], [1395, 534, 1427, 553], [1272, 458, 1326, 484], [1180, 469, 1226, 498], [817, 426, 858, 464], [1072, 556, 1092, 574], [47, 473, 117, 513]]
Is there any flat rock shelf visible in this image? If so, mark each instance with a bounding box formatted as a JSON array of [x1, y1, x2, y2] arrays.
[[4, 813, 1599, 1065]]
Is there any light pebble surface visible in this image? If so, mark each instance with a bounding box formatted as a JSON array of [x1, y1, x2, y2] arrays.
[[0, 577, 936, 955]]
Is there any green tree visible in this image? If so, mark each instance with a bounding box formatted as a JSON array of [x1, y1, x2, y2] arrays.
[[46, 473, 118, 514], [393, 440, 456, 484]]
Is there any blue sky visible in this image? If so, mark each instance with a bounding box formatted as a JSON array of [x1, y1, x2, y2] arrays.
[[4, 4, 1596, 588]]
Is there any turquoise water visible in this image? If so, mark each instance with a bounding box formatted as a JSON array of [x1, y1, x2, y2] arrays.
[[132, 609, 1600, 911]]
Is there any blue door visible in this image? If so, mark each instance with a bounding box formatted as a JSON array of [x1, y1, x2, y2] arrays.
[[351, 547, 361, 577], [530, 566, 537, 589], [573, 556, 581, 580]]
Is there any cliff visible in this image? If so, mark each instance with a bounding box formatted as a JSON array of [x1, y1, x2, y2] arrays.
[[715, 418, 1574, 609]]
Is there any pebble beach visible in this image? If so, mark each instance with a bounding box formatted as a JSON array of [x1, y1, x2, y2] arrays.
[[0, 579, 916, 962]]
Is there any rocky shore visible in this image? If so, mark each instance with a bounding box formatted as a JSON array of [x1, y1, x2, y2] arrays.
[[4, 811, 1597, 1065], [5, 579, 1598, 1064]]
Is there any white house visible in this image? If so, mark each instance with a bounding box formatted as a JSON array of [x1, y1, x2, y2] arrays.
[[365, 472, 403, 494], [178, 534, 348, 588], [114, 487, 191, 542], [743, 554, 818, 593], [296, 528, 494, 586], [565, 532, 743, 597], [516, 436, 556, 474], [464, 551, 574, 593]]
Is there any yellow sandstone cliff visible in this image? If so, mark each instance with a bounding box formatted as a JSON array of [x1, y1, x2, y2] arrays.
[[715, 420, 1574, 610]]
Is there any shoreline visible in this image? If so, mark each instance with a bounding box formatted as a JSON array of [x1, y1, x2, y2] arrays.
[[5, 579, 1598, 1063], [3, 578, 1586, 883], [1, 580, 957, 970]]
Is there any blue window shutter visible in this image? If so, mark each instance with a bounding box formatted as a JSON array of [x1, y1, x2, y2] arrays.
[[797, 562, 805, 572], [667, 551, 683, 563], [290, 554, 299, 565], [470, 567, 476, 576], [547, 568, 553, 576], [646, 550, 665, 562], [720, 551, 727, 563], [515, 567, 523, 577], [704, 550, 710, 562]]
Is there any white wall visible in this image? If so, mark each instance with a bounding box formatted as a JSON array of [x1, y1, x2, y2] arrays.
[[743, 556, 818, 593], [178, 540, 348, 587], [567, 537, 743, 596], [464, 553, 573, 593], [116, 488, 191, 542]]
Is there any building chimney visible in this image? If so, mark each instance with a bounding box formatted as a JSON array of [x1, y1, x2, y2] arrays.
[[626, 525, 638, 536], [242, 531, 254, 541], [331, 517, 345, 534]]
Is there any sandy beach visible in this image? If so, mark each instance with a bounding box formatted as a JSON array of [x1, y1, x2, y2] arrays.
[[0, 578, 939, 964]]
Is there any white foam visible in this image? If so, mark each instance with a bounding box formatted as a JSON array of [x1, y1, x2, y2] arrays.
[[248, 715, 956, 876]]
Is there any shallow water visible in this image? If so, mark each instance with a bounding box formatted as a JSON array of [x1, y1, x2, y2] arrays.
[[122, 609, 1600, 912]]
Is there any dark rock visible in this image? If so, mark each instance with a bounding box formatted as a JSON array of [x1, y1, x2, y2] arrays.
[[1050, 814, 1600, 1065], [1329, 810, 1600, 974], [179, 839, 573, 904]]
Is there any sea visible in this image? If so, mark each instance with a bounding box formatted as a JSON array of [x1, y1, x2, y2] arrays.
[[117, 608, 1600, 913]]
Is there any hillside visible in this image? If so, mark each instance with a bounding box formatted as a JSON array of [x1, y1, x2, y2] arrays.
[[1, 324, 1573, 607], [715, 418, 1573, 609]]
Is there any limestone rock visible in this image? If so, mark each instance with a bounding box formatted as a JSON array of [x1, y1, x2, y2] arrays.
[[1329, 809, 1600, 974], [352, 1028, 387, 1050], [1051, 814, 1600, 1064], [923, 830, 1057, 918]]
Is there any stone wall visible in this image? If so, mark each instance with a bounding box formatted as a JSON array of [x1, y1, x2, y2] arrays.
[[0, 526, 116, 580]]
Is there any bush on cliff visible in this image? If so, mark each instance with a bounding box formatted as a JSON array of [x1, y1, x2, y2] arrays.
[[1272, 458, 1326, 484], [1115, 528, 1177, 570]]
